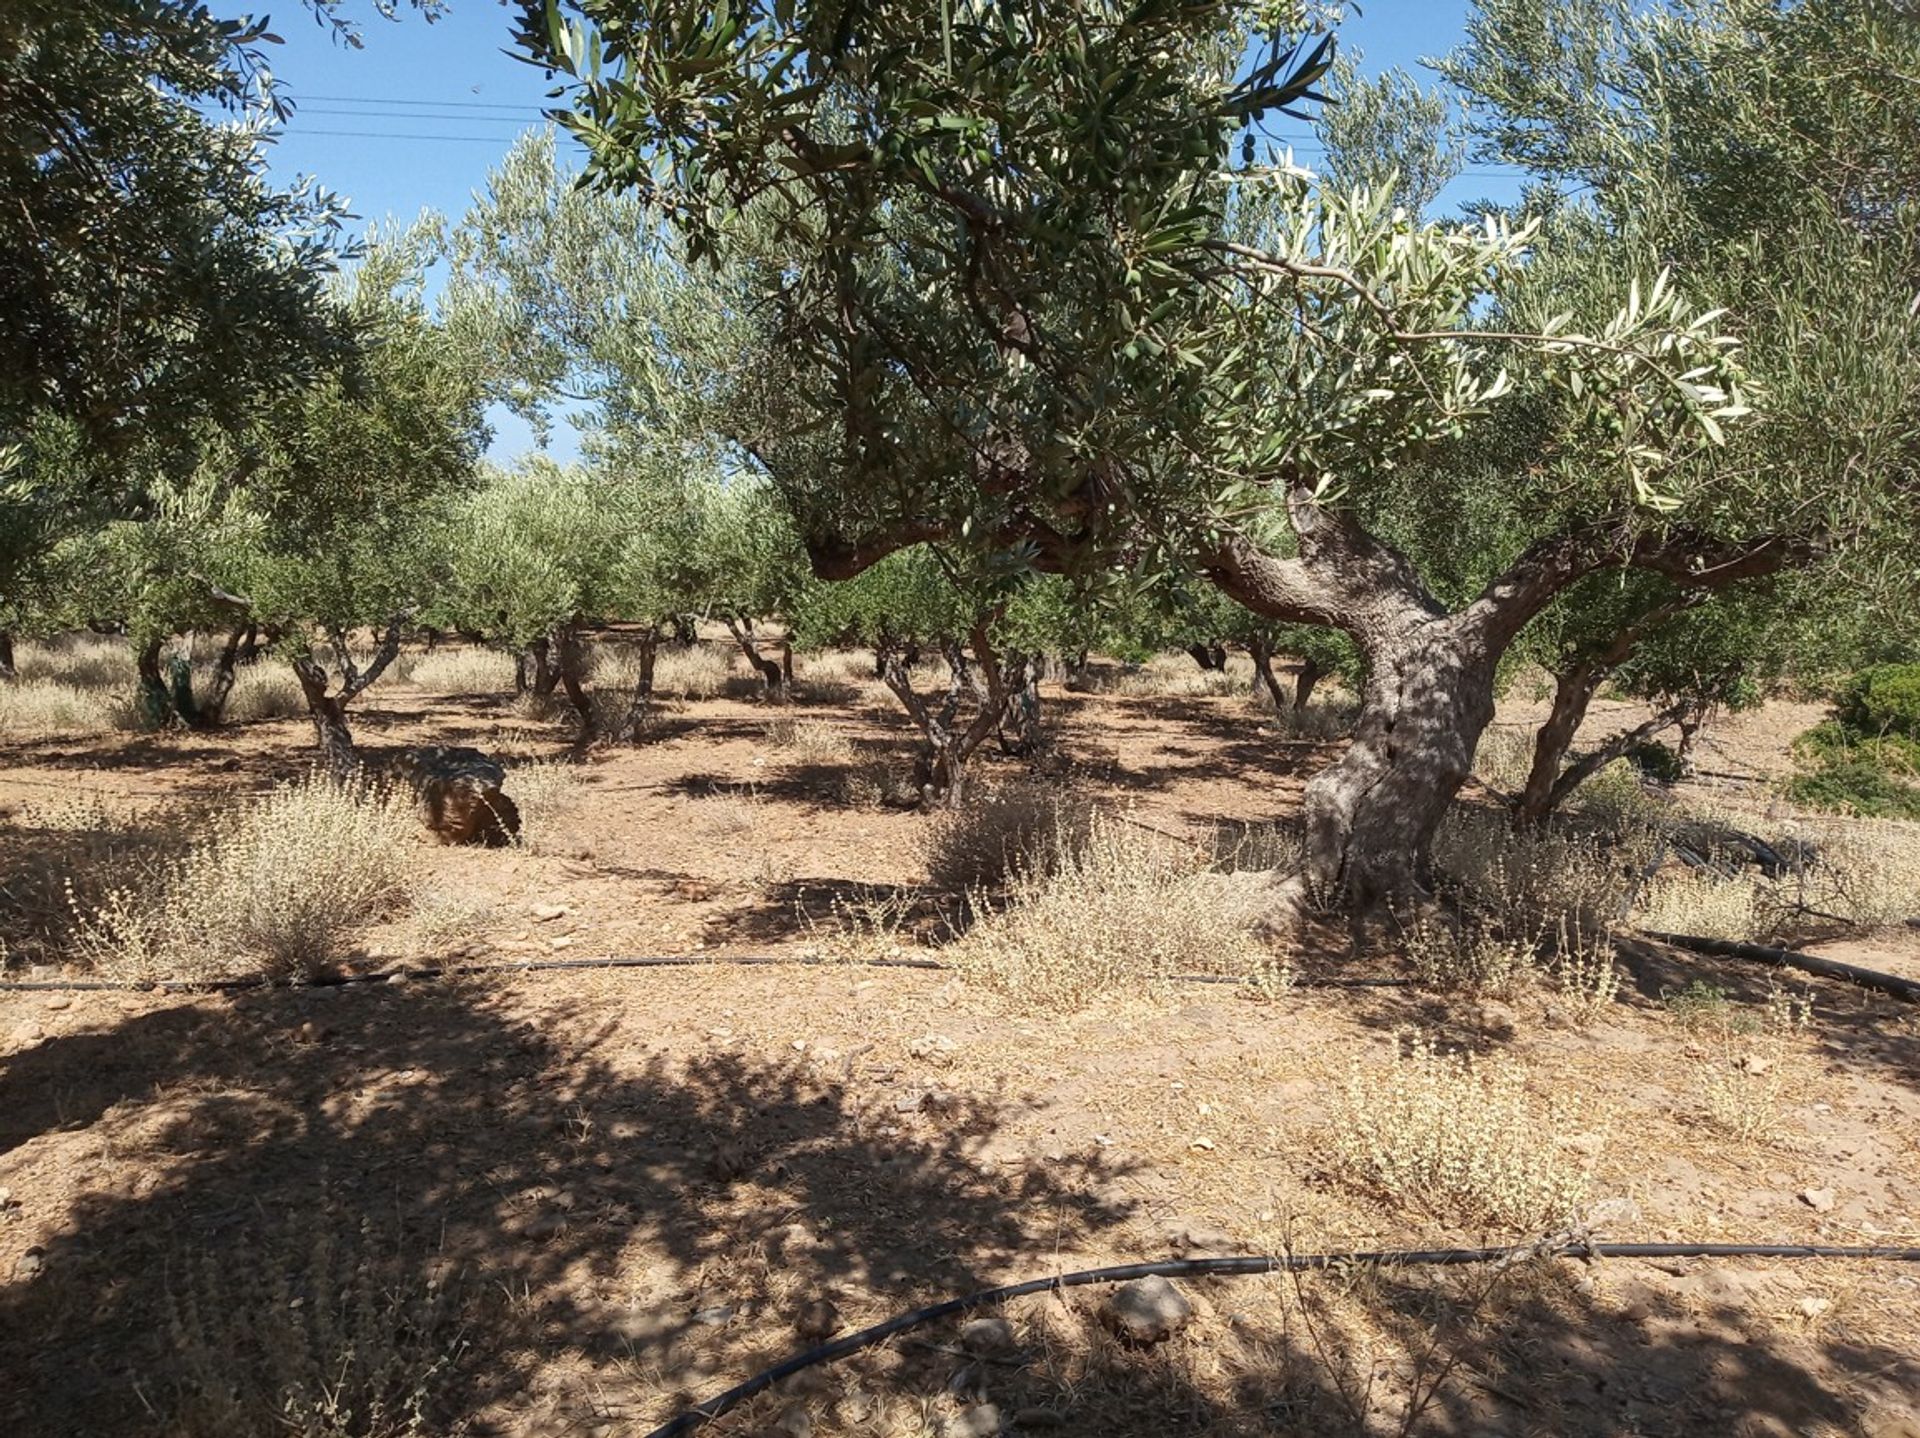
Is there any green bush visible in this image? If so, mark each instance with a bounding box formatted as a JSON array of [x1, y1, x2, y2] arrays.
[[1785, 759, 1920, 820], [1838, 663, 1920, 740], [1626, 739, 1685, 784]]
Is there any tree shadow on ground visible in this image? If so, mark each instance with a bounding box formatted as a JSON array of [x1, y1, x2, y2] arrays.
[[0, 983, 1136, 1434], [3, 983, 1913, 1436]]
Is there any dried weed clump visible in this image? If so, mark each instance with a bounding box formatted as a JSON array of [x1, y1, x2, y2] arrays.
[[505, 758, 582, 854], [164, 1207, 468, 1438], [1401, 915, 1537, 996], [1328, 1033, 1599, 1233], [948, 808, 1265, 1009], [223, 662, 307, 723], [1434, 809, 1647, 942], [1470, 724, 1536, 796], [921, 784, 1096, 893], [69, 774, 419, 983]]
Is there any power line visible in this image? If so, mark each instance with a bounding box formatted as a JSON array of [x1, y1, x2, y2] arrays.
[[299, 105, 536, 124], [285, 127, 519, 143], [300, 92, 542, 113]]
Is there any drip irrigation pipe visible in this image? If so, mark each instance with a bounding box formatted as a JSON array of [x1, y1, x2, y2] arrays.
[[1643, 930, 1920, 1003], [0, 952, 1414, 995], [645, 1240, 1920, 1438], [8, 933, 1913, 1003]]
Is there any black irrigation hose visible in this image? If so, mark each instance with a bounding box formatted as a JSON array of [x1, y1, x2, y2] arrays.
[[0, 952, 1416, 995], [646, 1240, 1920, 1438], [1644, 930, 1920, 1003]]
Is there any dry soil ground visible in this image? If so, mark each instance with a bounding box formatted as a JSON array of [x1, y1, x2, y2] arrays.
[[1, 646, 1917, 1438]]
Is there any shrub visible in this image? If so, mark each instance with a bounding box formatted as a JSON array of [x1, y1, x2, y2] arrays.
[[1626, 739, 1685, 784], [1402, 915, 1537, 995], [69, 774, 419, 983], [1633, 869, 1766, 942], [505, 758, 581, 853], [1328, 1033, 1597, 1232], [1785, 759, 1920, 819], [920, 784, 1095, 893], [947, 807, 1265, 1009], [1433, 808, 1649, 942], [1838, 662, 1920, 740]]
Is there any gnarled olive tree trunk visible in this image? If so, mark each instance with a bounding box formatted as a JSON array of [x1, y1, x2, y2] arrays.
[[290, 617, 410, 776], [880, 621, 1010, 808], [1295, 616, 1499, 906]]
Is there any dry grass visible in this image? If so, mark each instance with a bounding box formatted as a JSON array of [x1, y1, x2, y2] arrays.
[[1260, 695, 1360, 741], [1434, 808, 1649, 943], [1627, 807, 1920, 941], [919, 784, 1095, 893], [505, 758, 582, 854], [1470, 724, 1536, 795], [763, 714, 856, 765], [694, 783, 764, 836], [0, 676, 136, 735], [947, 807, 1266, 1009], [12, 633, 135, 689], [67, 773, 419, 983], [1327, 1032, 1599, 1233], [224, 662, 307, 723], [163, 1204, 468, 1438], [1401, 915, 1537, 995], [404, 889, 498, 954], [404, 647, 514, 695], [654, 644, 730, 700], [1090, 653, 1252, 699]]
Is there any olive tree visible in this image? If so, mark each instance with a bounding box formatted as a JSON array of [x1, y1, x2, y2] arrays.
[[793, 546, 1036, 805], [198, 234, 489, 769], [1433, 0, 1920, 823], [517, 1, 1770, 922]]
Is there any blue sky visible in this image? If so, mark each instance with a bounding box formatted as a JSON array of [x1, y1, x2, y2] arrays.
[[259, 0, 1528, 460]]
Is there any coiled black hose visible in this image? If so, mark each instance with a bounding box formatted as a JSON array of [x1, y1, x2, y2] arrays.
[[647, 1240, 1920, 1438]]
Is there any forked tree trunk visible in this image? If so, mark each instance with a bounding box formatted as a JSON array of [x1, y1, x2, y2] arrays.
[[516, 637, 556, 696], [1515, 662, 1607, 823], [293, 655, 358, 776], [134, 637, 171, 728], [1292, 656, 1322, 711], [725, 616, 787, 698], [288, 616, 410, 776], [880, 623, 1009, 807], [1249, 638, 1288, 710], [1060, 648, 1091, 692], [178, 626, 248, 729], [1185, 641, 1228, 672]]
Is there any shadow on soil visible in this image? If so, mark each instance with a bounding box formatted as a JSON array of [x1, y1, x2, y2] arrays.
[[3, 983, 1913, 1436]]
